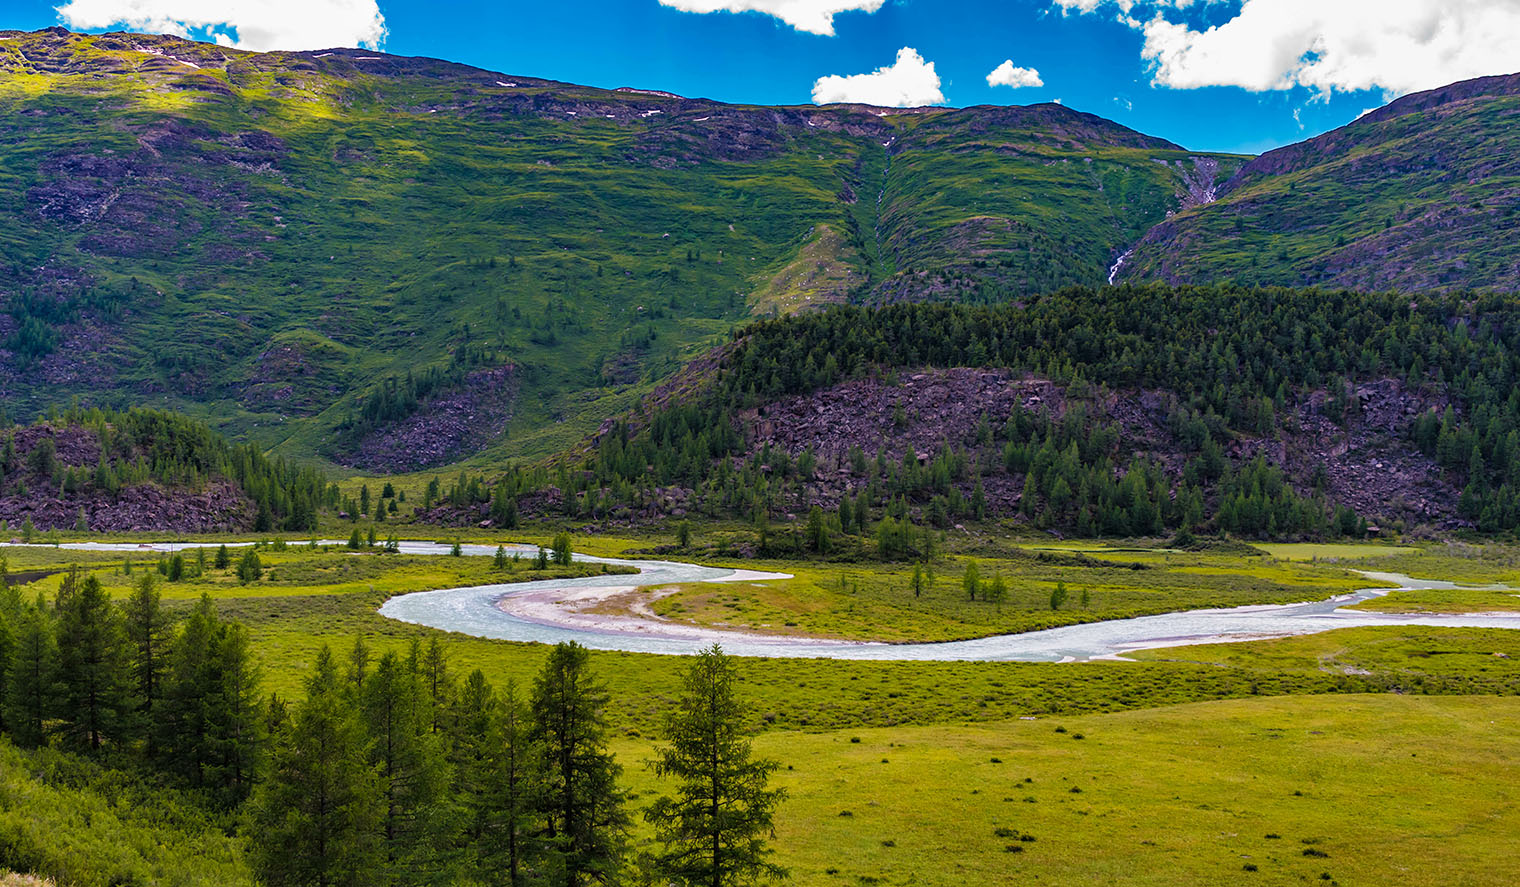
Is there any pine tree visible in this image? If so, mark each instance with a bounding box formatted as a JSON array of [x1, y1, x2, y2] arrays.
[[159, 594, 221, 787], [530, 642, 629, 887], [251, 647, 382, 887], [962, 560, 981, 602], [359, 651, 457, 885], [210, 619, 267, 806], [452, 671, 538, 885], [420, 638, 455, 735], [215, 544, 231, 570], [645, 645, 786, 887], [124, 572, 172, 754], [551, 532, 574, 567], [54, 570, 134, 752], [4, 594, 56, 747], [237, 550, 264, 583], [488, 677, 537, 886]]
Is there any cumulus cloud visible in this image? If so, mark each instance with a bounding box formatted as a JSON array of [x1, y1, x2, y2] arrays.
[[1053, 0, 1520, 97], [55, 0, 387, 52], [658, 0, 885, 36], [987, 59, 1044, 88], [811, 46, 946, 106]]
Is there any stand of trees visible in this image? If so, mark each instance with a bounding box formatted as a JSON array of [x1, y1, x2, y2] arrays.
[[0, 570, 264, 805], [0, 407, 328, 531], [0, 570, 784, 887], [467, 283, 1520, 540]]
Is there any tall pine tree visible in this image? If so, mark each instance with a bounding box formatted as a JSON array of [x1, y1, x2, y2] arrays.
[[4, 593, 56, 747], [251, 646, 382, 887], [124, 572, 172, 754], [359, 651, 457, 885], [645, 645, 787, 887], [530, 642, 628, 887], [54, 570, 134, 752]]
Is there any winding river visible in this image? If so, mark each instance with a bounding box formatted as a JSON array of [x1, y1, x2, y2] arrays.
[[14, 539, 1520, 661]]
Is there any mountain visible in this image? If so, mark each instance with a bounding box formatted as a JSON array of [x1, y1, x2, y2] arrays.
[[0, 27, 1235, 471], [1117, 72, 1520, 291]]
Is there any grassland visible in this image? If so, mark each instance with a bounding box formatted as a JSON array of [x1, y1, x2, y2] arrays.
[[5, 534, 1520, 885], [615, 694, 1520, 887], [647, 548, 1367, 642]]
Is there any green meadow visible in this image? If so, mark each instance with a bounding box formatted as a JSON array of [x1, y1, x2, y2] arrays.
[[4, 535, 1520, 885]]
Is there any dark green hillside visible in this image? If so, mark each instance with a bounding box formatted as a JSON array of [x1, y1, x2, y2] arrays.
[[0, 28, 1229, 470], [513, 285, 1520, 539], [1119, 72, 1520, 292]]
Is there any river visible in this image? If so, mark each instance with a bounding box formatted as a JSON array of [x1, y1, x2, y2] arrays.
[[11, 540, 1518, 661]]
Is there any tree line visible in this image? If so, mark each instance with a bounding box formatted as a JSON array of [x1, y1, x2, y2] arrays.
[[505, 283, 1520, 539], [0, 565, 785, 886], [0, 407, 328, 531]]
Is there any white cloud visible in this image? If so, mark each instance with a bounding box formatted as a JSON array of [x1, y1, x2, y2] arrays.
[[658, 0, 885, 36], [1053, 0, 1520, 97], [812, 47, 946, 106], [56, 0, 387, 52], [987, 59, 1044, 88]]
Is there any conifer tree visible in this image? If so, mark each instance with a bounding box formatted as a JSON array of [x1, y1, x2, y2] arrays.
[[488, 677, 537, 886], [210, 619, 267, 805], [4, 594, 56, 747], [54, 570, 134, 752], [360, 651, 457, 885], [530, 642, 628, 887], [124, 572, 172, 754], [159, 594, 221, 786], [420, 638, 454, 735], [552, 532, 574, 567], [645, 645, 786, 887], [452, 670, 538, 885], [962, 561, 981, 602], [252, 646, 382, 887]]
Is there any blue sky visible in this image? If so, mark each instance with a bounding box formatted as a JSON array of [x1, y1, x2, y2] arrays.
[[7, 1, 1519, 155]]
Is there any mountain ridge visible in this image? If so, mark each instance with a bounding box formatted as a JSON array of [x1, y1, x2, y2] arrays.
[[0, 26, 1231, 471]]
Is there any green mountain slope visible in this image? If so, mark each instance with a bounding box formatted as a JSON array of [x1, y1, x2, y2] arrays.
[[1118, 72, 1520, 291], [0, 27, 1231, 470]]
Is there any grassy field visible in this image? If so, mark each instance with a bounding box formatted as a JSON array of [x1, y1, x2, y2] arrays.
[[645, 544, 1392, 642], [5, 535, 1520, 885], [615, 695, 1520, 886]]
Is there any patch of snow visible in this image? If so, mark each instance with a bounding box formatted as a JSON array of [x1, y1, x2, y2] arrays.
[[616, 87, 682, 98], [314, 52, 333, 58], [693, 116, 710, 122], [495, 80, 517, 87], [640, 109, 663, 117], [353, 56, 383, 60]]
